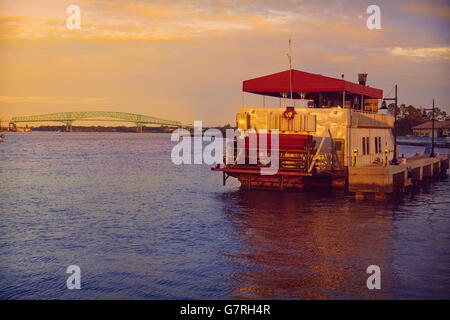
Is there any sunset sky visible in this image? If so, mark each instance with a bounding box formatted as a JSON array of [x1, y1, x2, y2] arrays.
[[0, 0, 449, 126]]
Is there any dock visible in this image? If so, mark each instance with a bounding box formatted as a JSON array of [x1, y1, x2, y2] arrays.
[[349, 154, 449, 199]]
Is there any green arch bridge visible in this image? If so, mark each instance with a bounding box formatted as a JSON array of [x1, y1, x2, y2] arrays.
[[10, 111, 182, 132]]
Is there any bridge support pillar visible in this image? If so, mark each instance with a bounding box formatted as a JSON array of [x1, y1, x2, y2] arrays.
[[135, 123, 144, 133], [8, 122, 16, 132], [64, 121, 74, 132]]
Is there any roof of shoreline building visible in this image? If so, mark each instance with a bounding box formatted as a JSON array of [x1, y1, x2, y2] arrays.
[[412, 120, 450, 129], [243, 69, 383, 99]]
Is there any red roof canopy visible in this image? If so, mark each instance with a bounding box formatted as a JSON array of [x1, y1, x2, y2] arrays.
[[243, 69, 383, 99]]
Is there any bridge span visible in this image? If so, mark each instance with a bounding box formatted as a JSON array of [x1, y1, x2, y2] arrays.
[[10, 111, 182, 132]]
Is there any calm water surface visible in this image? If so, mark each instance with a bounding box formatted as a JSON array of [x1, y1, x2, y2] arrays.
[[0, 132, 449, 299]]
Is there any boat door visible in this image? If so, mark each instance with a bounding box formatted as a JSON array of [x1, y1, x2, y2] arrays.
[[332, 139, 345, 171]]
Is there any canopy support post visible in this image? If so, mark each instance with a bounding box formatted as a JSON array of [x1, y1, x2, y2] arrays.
[[298, 92, 307, 108], [281, 93, 288, 109], [343, 91, 345, 108], [361, 94, 363, 112]]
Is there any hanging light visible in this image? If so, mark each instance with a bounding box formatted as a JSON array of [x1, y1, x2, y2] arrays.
[[379, 99, 388, 115], [422, 110, 428, 119]]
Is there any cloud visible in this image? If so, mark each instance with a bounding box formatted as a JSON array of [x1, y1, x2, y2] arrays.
[[405, 3, 450, 19], [0, 0, 300, 40], [0, 96, 105, 104], [390, 47, 450, 60]]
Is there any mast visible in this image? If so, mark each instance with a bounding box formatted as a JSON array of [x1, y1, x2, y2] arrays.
[[287, 38, 293, 107], [393, 84, 398, 165], [431, 99, 435, 157]]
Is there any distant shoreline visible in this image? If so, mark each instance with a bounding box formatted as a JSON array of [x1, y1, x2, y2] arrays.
[[0, 125, 234, 134], [397, 136, 450, 147]]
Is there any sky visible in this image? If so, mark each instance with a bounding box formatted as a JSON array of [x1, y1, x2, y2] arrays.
[[0, 0, 449, 126]]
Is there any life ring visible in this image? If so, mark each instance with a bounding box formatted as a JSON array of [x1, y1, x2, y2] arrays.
[[283, 108, 295, 120]]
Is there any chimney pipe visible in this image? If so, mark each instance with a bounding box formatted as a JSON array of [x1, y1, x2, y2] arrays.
[[358, 73, 367, 86]]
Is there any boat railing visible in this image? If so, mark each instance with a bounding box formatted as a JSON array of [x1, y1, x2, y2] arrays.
[[226, 146, 315, 172]]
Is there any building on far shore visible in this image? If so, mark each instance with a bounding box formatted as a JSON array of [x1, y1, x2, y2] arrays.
[[412, 120, 450, 137]]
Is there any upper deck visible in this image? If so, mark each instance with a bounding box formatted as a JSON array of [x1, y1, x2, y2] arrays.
[[239, 69, 391, 131], [237, 107, 394, 135]]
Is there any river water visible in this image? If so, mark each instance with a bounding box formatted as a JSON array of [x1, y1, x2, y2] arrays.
[[0, 132, 449, 299]]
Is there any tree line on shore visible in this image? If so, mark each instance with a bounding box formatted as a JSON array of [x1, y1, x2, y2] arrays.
[[0, 124, 235, 133], [387, 104, 448, 136]]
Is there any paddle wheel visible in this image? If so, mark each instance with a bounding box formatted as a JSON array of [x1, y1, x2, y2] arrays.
[[213, 133, 317, 190]]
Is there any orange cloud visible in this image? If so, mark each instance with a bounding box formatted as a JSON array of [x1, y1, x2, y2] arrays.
[[0, 96, 105, 104], [390, 47, 450, 60], [0, 0, 300, 40], [405, 3, 450, 19]]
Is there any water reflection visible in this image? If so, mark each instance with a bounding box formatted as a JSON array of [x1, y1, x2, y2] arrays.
[[0, 134, 447, 299], [220, 189, 396, 299]]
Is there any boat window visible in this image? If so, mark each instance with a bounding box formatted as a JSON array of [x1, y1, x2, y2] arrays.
[[362, 137, 366, 155], [375, 137, 378, 153], [378, 137, 381, 154], [366, 137, 370, 154]]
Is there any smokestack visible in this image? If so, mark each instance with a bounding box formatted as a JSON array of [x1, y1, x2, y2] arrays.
[[358, 73, 368, 86]]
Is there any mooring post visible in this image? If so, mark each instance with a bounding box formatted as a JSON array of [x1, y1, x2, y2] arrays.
[[404, 169, 409, 188], [64, 120, 73, 132]]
